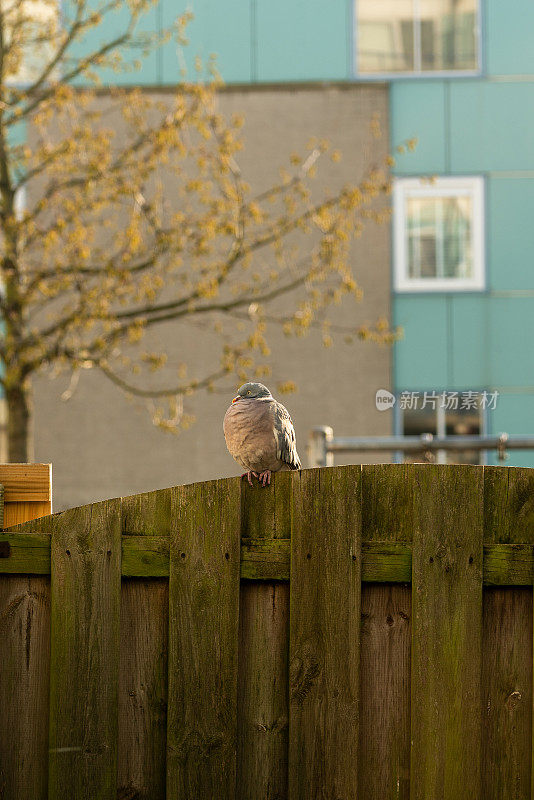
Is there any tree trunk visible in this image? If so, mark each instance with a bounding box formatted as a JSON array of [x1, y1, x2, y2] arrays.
[[6, 381, 33, 462]]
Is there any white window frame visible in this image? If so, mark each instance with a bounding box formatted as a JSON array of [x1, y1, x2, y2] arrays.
[[354, 0, 482, 78], [4, 0, 60, 87], [394, 176, 485, 293]]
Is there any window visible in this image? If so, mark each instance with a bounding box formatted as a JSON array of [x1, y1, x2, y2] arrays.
[[3, 0, 59, 86], [394, 176, 484, 292], [356, 0, 480, 76], [399, 390, 484, 464]]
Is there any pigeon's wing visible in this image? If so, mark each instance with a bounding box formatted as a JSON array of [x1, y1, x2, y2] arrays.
[[273, 401, 301, 470]]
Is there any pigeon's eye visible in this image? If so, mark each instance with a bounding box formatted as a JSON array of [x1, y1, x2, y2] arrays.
[[247, 390, 251, 395]]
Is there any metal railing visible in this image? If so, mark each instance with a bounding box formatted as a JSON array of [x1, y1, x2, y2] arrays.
[[308, 427, 534, 467]]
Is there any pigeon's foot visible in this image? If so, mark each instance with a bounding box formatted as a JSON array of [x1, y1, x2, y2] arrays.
[[242, 471, 258, 487], [258, 470, 272, 487]]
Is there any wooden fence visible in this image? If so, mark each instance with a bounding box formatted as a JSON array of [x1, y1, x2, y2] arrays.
[[1, 463, 534, 799]]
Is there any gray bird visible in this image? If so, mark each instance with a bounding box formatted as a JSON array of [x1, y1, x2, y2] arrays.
[[223, 381, 301, 486]]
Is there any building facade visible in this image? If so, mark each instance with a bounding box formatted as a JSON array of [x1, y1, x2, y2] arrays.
[[148, 0, 534, 468], [26, 0, 534, 507]]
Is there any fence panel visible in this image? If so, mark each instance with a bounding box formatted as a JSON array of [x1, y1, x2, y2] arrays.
[[0, 464, 52, 800], [237, 472, 292, 800], [47, 499, 122, 800], [288, 466, 362, 800], [482, 467, 534, 800], [359, 464, 413, 800], [118, 489, 171, 800], [410, 464, 484, 800], [4, 463, 534, 799], [166, 477, 241, 799]]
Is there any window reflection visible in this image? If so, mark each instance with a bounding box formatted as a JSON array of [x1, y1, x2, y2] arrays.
[[357, 0, 478, 74]]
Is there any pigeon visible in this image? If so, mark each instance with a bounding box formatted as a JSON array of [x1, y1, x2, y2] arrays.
[[223, 381, 301, 487]]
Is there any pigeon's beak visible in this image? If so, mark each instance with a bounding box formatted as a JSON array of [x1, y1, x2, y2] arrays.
[[232, 396, 240, 403]]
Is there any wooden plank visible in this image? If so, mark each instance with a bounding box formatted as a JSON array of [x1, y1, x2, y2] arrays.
[[3, 500, 51, 526], [482, 587, 532, 800], [240, 535, 290, 581], [0, 532, 51, 573], [362, 542, 412, 583], [166, 477, 241, 799], [3, 532, 534, 586], [410, 464, 483, 800], [0, 575, 50, 800], [237, 472, 292, 800], [359, 464, 413, 800], [121, 534, 169, 577], [484, 544, 534, 585], [118, 579, 168, 800], [48, 499, 122, 799], [288, 466, 361, 800], [483, 466, 534, 800], [0, 464, 51, 502], [0, 480, 52, 800], [118, 489, 171, 800], [5, 532, 534, 585], [484, 466, 534, 544]]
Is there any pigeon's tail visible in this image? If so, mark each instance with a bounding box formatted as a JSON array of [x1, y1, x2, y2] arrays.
[[288, 452, 301, 471]]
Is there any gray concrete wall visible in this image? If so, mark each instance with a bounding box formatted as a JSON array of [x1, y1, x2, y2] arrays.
[[31, 84, 393, 510]]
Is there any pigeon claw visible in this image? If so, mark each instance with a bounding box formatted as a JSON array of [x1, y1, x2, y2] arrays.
[[258, 470, 272, 487], [242, 471, 258, 487]]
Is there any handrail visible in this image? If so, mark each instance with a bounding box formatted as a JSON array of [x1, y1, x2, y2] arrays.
[[307, 427, 534, 466]]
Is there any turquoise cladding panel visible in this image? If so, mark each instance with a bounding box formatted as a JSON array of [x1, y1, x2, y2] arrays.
[[486, 0, 534, 76], [487, 393, 534, 466], [65, 0, 159, 85], [396, 295, 534, 391], [394, 296, 449, 389], [255, 0, 349, 82], [390, 81, 446, 173], [450, 81, 534, 172], [161, 0, 252, 84], [450, 296, 489, 389], [488, 177, 534, 291], [487, 297, 534, 387]]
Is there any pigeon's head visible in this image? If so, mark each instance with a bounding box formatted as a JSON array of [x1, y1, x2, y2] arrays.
[[232, 382, 273, 403]]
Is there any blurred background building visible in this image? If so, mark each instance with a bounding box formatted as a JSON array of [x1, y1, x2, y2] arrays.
[[24, 0, 534, 505]]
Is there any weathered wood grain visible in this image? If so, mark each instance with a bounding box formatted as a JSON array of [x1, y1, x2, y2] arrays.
[[482, 587, 532, 800], [484, 466, 534, 544], [0, 481, 52, 800], [166, 477, 241, 799], [359, 464, 412, 800], [0, 575, 50, 800], [48, 499, 122, 800], [237, 472, 292, 800], [289, 466, 361, 800], [119, 489, 171, 800], [7, 529, 534, 586], [483, 467, 534, 800], [0, 532, 51, 573], [410, 464, 483, 800]]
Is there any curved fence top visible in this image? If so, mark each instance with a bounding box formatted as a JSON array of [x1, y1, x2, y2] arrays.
[[2, 462, 534, 799]]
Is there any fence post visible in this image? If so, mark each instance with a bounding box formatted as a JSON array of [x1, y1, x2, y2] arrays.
[[0, 464, 52, 800], [308, 426, 334, 468]]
